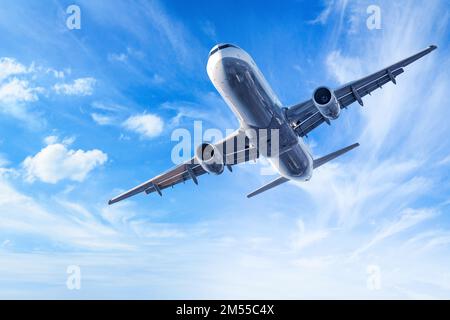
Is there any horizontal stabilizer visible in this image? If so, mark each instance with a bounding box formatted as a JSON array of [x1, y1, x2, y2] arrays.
[[246, 176, 289, 198], [246, 142, 359, 199], [313, 142, 360, 169]]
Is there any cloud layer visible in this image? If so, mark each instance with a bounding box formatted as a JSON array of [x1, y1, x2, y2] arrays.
[[0, 0, 449, 299]]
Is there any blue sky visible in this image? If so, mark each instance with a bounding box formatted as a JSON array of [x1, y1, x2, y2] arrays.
[[0, 0, 449, 299]]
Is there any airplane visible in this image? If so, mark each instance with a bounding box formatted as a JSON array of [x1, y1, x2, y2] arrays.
[[108, 43, 437, 205]]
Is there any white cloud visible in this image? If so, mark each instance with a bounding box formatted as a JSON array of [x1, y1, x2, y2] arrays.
[[107, 48, 145, 63], [46, 67, 69, 79], [23, 143, 107, 184], [0, 57, 28, 81], [91, 113, 116, 125], [43, 135, 58, 145], [53, 77, 96, 96], [43, 135, 75, 146], [122, 113, 164, 139], [0, 78, 44, 125], [0, 57, 92, 125], [108, 52, 128, 62], [0, 78, 40, 104]]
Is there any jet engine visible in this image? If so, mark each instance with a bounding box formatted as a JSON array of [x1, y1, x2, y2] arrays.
[[312, 86, 340, 120], [195, 143, 224, 175]]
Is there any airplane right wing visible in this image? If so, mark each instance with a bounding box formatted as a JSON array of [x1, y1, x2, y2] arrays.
[[108, 129, 258, 205], [286, 45, 437, 137]]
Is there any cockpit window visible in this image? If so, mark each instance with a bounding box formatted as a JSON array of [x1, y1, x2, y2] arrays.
[[208, 44, 237, 58]]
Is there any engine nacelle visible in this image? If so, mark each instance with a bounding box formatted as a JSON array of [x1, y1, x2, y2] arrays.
[[312, 86, 340, 120], [195, 143, 224, 175]]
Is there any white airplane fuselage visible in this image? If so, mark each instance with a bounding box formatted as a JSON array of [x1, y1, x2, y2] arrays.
[[207, 44, 313, 182]]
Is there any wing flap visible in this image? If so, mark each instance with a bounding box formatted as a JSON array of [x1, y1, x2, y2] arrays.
[[107, 161, 205, 205], [336, 68, 404, 108], [293, 110, 325, 137]]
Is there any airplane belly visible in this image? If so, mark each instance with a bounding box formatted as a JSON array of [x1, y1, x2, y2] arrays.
[[269, 141, 313, 181]]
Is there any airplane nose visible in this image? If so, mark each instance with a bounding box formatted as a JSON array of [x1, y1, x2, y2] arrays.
[[208, 43, 239, 59], [208, 44, 220, 58]]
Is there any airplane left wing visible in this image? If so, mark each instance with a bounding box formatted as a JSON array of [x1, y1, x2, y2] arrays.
[[286, 45, 437, 137], [108, 159, 207, 205], [108, 130, 258, 205]]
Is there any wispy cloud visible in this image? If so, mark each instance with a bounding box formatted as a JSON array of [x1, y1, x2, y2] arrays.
[[107, 52, 128, 63], [91, 101, 127, 113], [200, 20, 217, 40], [91, 113, 116, 126], [326, 50, 363, 84], [291, 219, 329, 251], [308, 0, 336, 25], [53, 77, 96, 96], [353, 208, 437, 256]]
